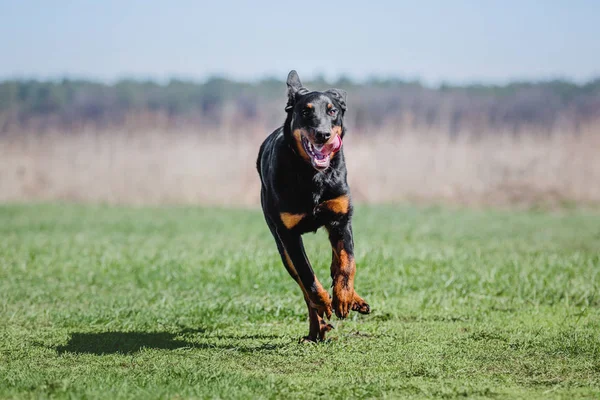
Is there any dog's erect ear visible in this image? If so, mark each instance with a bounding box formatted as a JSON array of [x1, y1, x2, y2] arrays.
[[286, 70, 309, 111], [325, 89, 347, 111], [287, 70, 303, 96]]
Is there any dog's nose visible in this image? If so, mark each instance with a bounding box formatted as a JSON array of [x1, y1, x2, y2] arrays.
[[314, 131, 331, 143]]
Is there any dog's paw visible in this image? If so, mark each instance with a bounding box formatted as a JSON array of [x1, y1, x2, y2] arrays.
[[318, 318, 334, 338], [351, 292, 371, 314], [306, 288, 333, 319], [332, 282, 354, 319], [299, 336, 319, 344], [333, 281, 370, 318], [303, 319, 334, 343]]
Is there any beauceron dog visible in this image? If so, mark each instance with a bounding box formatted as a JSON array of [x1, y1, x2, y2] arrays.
[[256, 70, 370, 342]]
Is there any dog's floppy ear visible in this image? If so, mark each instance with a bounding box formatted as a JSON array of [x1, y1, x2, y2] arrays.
[[325, 89, 347, 112], [286, 70, 309, 111]]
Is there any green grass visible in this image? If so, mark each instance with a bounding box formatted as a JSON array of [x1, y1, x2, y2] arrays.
[[1, 204, 599, 399]]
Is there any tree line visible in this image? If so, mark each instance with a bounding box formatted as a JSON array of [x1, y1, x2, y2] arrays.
[[1, 77, 599, 135]]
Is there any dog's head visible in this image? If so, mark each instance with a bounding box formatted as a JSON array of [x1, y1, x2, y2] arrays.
[[285, 70, 347, 171]]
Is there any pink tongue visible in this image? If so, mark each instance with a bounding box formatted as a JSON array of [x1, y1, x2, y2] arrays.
[[316, 135, 342, 156]]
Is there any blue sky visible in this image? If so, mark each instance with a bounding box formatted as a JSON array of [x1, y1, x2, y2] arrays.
[[1, 0, 599, 84]]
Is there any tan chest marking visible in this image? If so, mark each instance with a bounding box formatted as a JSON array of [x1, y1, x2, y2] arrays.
[[280, 212, 306, 229]]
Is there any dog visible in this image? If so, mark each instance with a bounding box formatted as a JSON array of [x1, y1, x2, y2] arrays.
[[256, 70, 370, 342]]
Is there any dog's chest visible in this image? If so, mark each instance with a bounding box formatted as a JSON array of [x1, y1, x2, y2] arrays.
[[309, 172, 336, 207], [284, 179, 326, 211], [277, 162, 345, 215]]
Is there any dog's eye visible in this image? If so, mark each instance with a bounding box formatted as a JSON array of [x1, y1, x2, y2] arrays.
[[328, 109, 337, 117]]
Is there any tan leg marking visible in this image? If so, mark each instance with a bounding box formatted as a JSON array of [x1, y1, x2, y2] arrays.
[[331, 247, 356, 319]]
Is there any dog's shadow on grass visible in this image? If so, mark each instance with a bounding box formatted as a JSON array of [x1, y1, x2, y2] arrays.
[[55, 329, 283, 356]]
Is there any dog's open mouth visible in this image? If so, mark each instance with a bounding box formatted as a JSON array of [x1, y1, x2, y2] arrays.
[[301, 135, 342, 170]]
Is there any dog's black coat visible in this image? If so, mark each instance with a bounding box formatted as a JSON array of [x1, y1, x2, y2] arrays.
[[256, 70, 369, 342]]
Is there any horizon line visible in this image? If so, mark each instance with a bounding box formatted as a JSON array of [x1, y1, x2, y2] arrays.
[[2, 72, 599, 89]]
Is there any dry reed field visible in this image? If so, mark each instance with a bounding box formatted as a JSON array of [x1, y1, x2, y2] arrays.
[[1, 127, 599, 207]]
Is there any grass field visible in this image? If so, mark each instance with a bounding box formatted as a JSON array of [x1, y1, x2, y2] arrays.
[[1, 204, 599, 399]]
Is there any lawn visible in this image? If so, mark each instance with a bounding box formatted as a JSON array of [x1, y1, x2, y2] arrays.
[[0, 204, 599, 399]]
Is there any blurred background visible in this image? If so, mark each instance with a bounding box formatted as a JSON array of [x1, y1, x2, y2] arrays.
[[1, 0, 599, 208]]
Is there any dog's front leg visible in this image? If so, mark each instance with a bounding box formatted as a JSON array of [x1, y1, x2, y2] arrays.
[[272, 227, 333, 341], [283, 234, 333, 342], [265, 215, 332, 341], [303, 297, 334, 342], [279, 232, 332, 319], [327, 220, 370, 319]]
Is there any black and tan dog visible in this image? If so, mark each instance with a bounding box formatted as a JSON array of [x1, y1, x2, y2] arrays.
[[256, 70, 370, 342]]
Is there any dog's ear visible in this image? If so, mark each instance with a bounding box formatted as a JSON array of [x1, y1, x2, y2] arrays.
[[286, 70, 309, 111], [325, 89, 347, 112]]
